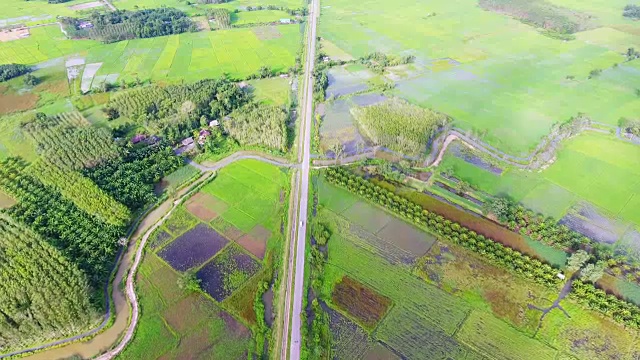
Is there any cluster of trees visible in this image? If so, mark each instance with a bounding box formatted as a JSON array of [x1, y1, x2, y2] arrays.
[[244, 5, 308, 15], [47, 0, 71, 3], [71, 8, 196, 43], [0, 158, 125, 288], [358, 52, 415, 73], [624, 4, 640, 19], [0, 213, 97, 350], [324, 167, 561, 287], [0, 63, 31, 82], [84, 144, 184, 211], [313, 68, 328, 102], [197, 0, 231, 3], [483, 197, 633, 268], [106, 79, 248, 132], [207, 8, 231, 29], [23, 112, 121, 171], [619, 117, 640, 136], [571, 279, 640, 328], [223, 103, 288, 151], [567, 250, 605, 283], [350, 98, 448, 157]]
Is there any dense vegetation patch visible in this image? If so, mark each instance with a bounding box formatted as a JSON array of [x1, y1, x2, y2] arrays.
[[223, 103, 288, 151], [106, 79, 249, 143], [619, 117, 640, 136], [0, 64, 31, 82], [65, 8, 195, 43], [331, 276, 391, 329], [479, 0, 592, 35], [351, 98, 448, 157], [84, 144, 184, 211], [623, 4, 640, 19], [0, 158, 125, 289], [0, 213, 96, 352]]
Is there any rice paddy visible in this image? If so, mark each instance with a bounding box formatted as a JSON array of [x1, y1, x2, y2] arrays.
[[312, 176, 639, 360]]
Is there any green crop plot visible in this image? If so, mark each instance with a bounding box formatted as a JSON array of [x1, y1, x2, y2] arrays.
[[249, 77, 291, 105], [86, 27, 300, 82], [0, 26, 98, 64], [457, 311, 558, 360], [0, 0, 100, 26], [319, 0, 640, 155], [232, 10, 292, 25]]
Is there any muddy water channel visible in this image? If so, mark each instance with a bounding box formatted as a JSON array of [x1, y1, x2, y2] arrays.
[[24, 181, 199, 360]]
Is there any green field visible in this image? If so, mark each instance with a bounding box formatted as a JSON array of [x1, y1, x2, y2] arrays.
[[313, 176, 639, 360], [0, 26, 300, 84], [440, 132, 640, 227], [318, 0, 640, 155], [123, 160, 290, 358], [249, 77, 292, 105], [0, 0, 104, 26], [232, 10, 293, 25]]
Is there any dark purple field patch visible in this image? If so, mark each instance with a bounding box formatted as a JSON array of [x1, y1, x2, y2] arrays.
[[196, 245, 261, 302], [158, 224, 229, 271]]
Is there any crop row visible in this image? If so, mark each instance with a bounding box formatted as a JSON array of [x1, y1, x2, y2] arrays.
[[325, 167, 561, 287], [325, 167, 640, 329]]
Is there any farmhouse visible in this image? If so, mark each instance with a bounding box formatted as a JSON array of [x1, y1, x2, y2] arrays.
[[78, 21, 94, 29], [175, 137, 195, 155], [198, 129, 211, 145], [280, 18, 293, 24], [209, 120, 219, 127]]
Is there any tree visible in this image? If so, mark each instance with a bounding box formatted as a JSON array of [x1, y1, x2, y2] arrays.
[[177, 270, 202, 293], [0, 63, 31, 82], [482, 197, 513, 222], [23, 73, 39, 86], [580, 261, 606, 283], [567, 250, 590, 272], [331, 141, 344, 164]]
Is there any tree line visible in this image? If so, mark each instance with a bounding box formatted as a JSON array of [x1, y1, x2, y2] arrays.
[[63, 8, 196, 43], [0, 63, 31, 82], [325, 167, 640, 329]]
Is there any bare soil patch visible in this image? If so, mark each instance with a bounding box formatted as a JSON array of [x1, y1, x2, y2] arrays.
[[0, 27, 29, 42], [332, 276, 392, 329], [0, 92, 38, 115], [163, 295, 213, 335], [219, 311, 251, 338], [0, 190, 16, 209], [158, 224, 229, 271], [68, 1, 104, 10], [186, 202, 218, 222], [192, 16, 210, 31], [236, 233, 266, 259]]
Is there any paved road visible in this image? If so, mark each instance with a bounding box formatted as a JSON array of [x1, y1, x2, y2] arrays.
[[284, 0, 320, 358], [187, 151, 296, 172]]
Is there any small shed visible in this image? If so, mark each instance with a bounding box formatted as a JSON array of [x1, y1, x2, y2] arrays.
[[279, 18, 292, 24], [181, 137, 194, 146], [209, 120, 219, 127]]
